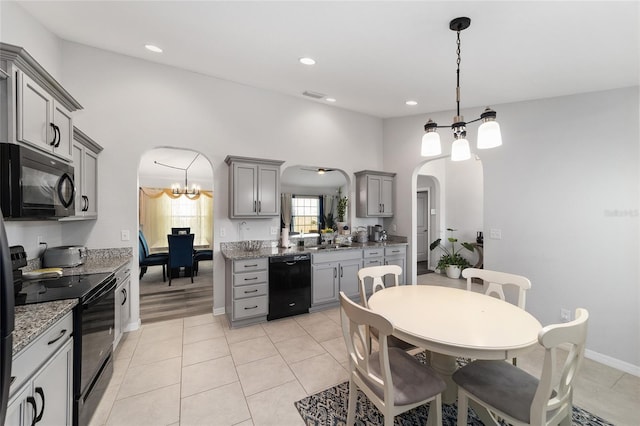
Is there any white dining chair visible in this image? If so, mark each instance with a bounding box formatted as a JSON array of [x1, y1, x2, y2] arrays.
[[462, 268, 532, 309], [453, 308, 589, 426], [357, 265, 416, 352], [340, 292, 445, 426]]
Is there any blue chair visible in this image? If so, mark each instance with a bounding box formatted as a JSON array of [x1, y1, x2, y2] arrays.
[[171, 227, 191, 235], [167, 233, 195, 286], [139, 230, 168, 282], [193, 249, 213, 276]]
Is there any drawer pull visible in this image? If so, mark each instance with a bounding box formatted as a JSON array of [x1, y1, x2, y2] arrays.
[[27, 396, 37, 426], [35, 387, 45, 423], [288, 303, 296, 307], [244, 289, 259, 293], [244, 305, 258, 310], [244, 264, 258, 268], [370, 252, 379, 255], [244, 277, 258, 281], [47, 329, 67, 345]]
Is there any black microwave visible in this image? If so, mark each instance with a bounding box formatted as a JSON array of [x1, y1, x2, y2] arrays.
[[0, 143, 75, 219]]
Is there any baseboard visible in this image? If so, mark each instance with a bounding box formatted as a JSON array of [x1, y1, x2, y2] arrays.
[[213, 307, 225, 316], [585, 348, 640, 377]]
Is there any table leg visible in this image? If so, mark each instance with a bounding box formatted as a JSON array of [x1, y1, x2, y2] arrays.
[[428, 352, 458, 403]]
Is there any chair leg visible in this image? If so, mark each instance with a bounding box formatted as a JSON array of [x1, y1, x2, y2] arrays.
[[426, 394, 442, 426], [162, 265, 166, 282], [139, 266, 147, 280], [190, 266, 194, 283], [346, 379, 357, 425], [457, 390, 469, 426]]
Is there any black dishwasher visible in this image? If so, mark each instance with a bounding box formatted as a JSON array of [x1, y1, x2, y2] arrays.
[[268, 254, 311, 320]]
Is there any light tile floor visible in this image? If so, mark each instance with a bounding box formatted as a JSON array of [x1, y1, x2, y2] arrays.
[[89, 273, 638, 426]]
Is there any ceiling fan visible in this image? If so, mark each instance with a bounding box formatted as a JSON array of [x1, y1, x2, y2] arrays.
[[300, 167, 336, 175]]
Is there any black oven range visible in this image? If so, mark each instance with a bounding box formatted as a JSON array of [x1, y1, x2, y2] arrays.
[[13, 249, 116, 426]]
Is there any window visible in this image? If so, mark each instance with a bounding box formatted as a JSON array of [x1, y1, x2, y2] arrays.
[[291, 196, 319, 234]]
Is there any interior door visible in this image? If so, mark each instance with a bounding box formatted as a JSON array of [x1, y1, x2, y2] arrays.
[[416, 191, 429, 263]]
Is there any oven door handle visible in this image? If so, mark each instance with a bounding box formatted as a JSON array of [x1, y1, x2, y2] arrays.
[[83, 277, 117, 307]]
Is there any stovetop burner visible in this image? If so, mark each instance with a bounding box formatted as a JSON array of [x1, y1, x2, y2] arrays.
[[15, 272, 115, 306]]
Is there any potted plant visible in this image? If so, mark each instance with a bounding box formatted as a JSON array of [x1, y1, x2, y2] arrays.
[[430, 228, 475, 279], [336, 192, 348, 233]]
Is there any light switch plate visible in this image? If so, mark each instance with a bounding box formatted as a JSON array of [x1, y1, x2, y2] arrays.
[[120, 230, 130, 241], [220, 227, 226, 237], [270, 227, 277, 235], [489, 228, 502, 239]]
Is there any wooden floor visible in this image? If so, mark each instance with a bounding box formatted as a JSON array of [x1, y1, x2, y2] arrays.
[[139, 262, 213, 324]]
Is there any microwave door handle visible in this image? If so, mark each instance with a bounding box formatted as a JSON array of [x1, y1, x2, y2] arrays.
[[57, 173, 75, 208]]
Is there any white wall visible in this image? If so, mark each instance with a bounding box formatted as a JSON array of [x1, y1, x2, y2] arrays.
[[383, 87, 640, 371]]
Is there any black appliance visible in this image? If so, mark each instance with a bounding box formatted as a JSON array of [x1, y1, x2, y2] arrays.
[[268, 254, 311, 320], [15, 260, 115, 426], [0, 142, 75, 219], [0, 215, 15, 424]]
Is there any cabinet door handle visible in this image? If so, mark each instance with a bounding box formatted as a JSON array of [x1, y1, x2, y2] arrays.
[[244, 289, 258, 294], [334, 267, 337, 278], [244, 305, 258, 310], [244, 264, 258, 268], [53, 125, 61, 147], [258, 200, 261, 212], [47, 329, 67, 345], [121, 288, 127, 306], [340, 266, 343, 277], [35, 387, 45, 423], [82, 195, 89, 212], [244, 277, 258, 281], [48, 123, 57, 146], [27, 396, 37, 426]]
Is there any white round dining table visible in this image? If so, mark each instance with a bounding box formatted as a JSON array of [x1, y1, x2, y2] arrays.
[[367, 284, 542, 403]]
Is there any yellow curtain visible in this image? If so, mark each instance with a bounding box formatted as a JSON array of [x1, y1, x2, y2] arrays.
[[139, 187, 213, 250]]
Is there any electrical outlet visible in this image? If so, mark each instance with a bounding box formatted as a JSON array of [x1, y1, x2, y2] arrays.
[[220, 227, 226, 237], [270, 227, 277, 235], [489, 228, 502, 239], [120, 230, 130, 241], [560, 308, 571, 322]]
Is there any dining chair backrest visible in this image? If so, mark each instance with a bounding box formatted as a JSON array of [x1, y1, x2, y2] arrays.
[[340, 291, 394, 399], [531, 308, 589, 425], [462, 268, 531, 309], [139, 230, 151, 260], [171, 227, 191, 235], [167, 233, 195, 269], [357, 265, 402, 308]]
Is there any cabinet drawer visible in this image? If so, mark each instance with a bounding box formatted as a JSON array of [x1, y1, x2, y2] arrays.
[[233, 258, 268, 273], [11, 311, 73, 395], [312, 249, 362, 264], [233, 270, 268, 286], [233, 295, 268, 320], [363, 258, 383, 267], [363, 248, 384, 259], [384, 246, 406, 257], [234, 283, 268, 299]]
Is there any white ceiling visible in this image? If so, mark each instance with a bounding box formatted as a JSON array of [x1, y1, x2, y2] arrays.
[[14, 1, 639, 119]]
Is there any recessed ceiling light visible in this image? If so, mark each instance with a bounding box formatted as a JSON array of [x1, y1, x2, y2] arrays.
[[406, 100, 418, 106], [325, 98, 337, 103], [299, 57, 316, 65], [145, 44, 163, 53]]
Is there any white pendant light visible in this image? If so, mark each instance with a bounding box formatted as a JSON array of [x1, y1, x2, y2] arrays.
[[421, 17, 503, 160], [451, 137, 471, 161]]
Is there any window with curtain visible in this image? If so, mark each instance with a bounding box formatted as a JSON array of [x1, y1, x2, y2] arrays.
[[139, 188, 213, 250], [291, 196, 320, 234]]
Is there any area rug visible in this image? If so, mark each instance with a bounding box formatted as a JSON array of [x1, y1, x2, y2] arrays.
[[294, 353, 614, 426]]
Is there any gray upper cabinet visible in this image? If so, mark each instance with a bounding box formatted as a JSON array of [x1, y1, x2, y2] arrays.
[[0, 43, 83, 161], [69, 127, 102, 219], [355, 170, 396, 217], [225, 155, 284, 219]]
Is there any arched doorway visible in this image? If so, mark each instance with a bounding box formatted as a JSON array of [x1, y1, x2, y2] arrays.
[[414, 156, 483, 281], [137, 147, 214, 323]]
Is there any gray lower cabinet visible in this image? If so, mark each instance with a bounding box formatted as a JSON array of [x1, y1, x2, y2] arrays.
[[311, 250, 362, 309], [384, 246, 407, 286], [114, 262, 132, 349], [7, 311, 73, 426], [225, 257, 269, 327]]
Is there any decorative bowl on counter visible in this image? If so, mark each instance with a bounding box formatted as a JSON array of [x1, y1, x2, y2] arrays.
[[241, 240, 264, 251]]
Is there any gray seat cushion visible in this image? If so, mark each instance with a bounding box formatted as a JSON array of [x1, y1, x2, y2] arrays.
[[358, 347, 446, 406], [453, 359, 547, 423]]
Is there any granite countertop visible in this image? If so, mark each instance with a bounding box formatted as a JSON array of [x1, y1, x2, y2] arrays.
[[13, 299, 78, 355], [61, 255, 131, 276], [221, 239, 408, 260]]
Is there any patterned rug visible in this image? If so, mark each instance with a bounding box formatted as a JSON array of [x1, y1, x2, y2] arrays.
[[294, 353, 614, 426]]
